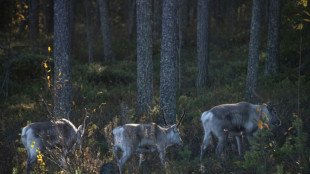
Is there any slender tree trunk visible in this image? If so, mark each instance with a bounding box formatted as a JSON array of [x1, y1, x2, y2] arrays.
[[264, 0, 281, 75], [83, 0, 94, 63], [43, 0, 53, 34], [136, 0, 153, 114], [153, 0, 162, 41], [97, 0, 114, 61], [178, 0, 186, 88], [54, 0, 72, 119], [29, 0, 39, 54], [196, 0, 210, 88], [160, 0, 178, 124], [127, 0, 136, 39], [69, 0, 76, 47], [245, 0, 262, 101]]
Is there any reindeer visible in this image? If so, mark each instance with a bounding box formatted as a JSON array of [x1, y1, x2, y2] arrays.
[[200, 101, 281, 162], [112, 110, 185, 174], [21, 117, 87, 173]]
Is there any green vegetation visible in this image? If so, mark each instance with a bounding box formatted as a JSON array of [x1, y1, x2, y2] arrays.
[[1, 42, 309, 173], [0, 0, 309, 173]]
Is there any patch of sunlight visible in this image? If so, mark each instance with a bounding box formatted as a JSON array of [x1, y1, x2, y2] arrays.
[[87, 63, 108, 75], [9, 103, 35, 110]]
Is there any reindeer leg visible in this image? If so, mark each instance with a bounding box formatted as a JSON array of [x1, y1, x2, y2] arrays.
[[139, 153, 143, 167], [200, 131, 212, 162], [112, 146, 120, 162], [158, 150, 166, 168], [26, 157, 36, 174], [235, 136, 243, 156], [216, 136, 227, 158], [118, 151, 132, 174], [26, 142, 39, 174]]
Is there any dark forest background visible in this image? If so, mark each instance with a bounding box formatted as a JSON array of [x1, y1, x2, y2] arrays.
[[0, 0, 310, 173]]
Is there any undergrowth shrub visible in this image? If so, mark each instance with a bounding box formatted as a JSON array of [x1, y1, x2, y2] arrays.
[[237, 115, 309, 174]]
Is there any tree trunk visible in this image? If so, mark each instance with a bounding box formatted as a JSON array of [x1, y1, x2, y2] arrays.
[[245, 0, 262, 101], [54, 0, 72, 119], [83, 0, 94, 63], [97, 0, 114, 61], [69, 0, 76, 44], [136, 0, 153, 114], [196, 0, 210, 88], [153, 0, 162, 41], [29, 0, 39, 54], [178, 0, 187, 88], [264, 0, 281, 75], [127, 0, 136, 39], [160, 0, 178, 124], [43, 0, 53, 34]]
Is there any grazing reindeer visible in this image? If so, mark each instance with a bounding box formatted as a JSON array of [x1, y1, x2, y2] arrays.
[[112, 110, 185, 174], [200, 101, 280, 161], [21, 117, 87, 173]]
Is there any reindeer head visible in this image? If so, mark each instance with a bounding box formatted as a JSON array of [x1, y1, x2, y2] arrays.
[[75, 115, 88, 151], [76, 125, 84, 150], [161, 110, 185, 146], [252, 91, 281, 126], [265, 102, 281, 126]]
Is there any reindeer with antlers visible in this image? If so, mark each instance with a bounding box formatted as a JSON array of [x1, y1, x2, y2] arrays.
[[112, 110, 185, 174]]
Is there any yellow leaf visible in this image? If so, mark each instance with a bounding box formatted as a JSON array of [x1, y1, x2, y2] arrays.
[[24, 4, 28, 9], [297, 23, 303, 30], [263, 112, 269, 121], [269, 143, 273, 147], [258, 120, 264, 130], [304, 10, 310, 16], [97, 91, 103, 94], [44, 63, 48, 69], [92, 124, 98, 130], [257, 106, 261, 112], [301, 0, 307, 7], [304, 18, 310, 22], [263, 103, 267, 106], [264, 123, 269, 129], [47, 76, 50, 80], [288, 127, 293, 131], [48, 46, 51, 52], [58, 71, 62, 77], [72, 101, 76, 106], [47, 69, 51, 73]]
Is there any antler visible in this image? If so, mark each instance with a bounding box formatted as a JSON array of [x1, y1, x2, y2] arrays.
[[83, 108, 89, 132], [177, 110, 186, 128], [161, 109, 168, 126], [252, 90, 265, 102]]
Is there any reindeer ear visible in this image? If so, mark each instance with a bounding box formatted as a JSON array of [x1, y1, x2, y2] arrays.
[[77, 125, 84, 137]]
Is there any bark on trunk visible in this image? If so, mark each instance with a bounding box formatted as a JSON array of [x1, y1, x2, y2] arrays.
[[196, 0, 210, 88], [98, 0, 114, 61], [29, 0, 39, 54], [136, 0, 153, 114], [54, 0, 72, 119], [264, 0, 281, 75], [245, 0, 262, 101], [160, 0, 178, 124], [83, 0, 94, 62]]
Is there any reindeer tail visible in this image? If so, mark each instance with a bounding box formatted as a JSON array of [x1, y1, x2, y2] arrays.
[[21, 126, 28, 148]]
